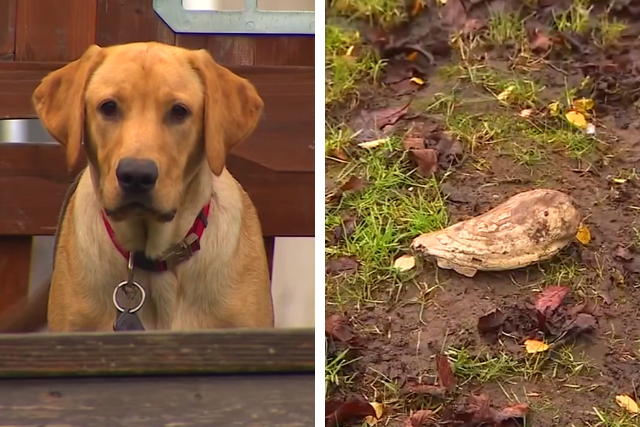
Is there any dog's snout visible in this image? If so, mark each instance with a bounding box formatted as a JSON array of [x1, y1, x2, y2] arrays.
[[116, 158, 159, 194]]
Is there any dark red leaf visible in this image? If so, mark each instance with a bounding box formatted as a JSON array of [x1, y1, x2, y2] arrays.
[[535, 286, 570, 318], [327, 215, 358, 246], [325, 399, 376, 427], [325, 314, 356, 344], [326, 257, 358, 275], [411, 148, 439, 177], [402, 137, 425, 150], [371, 102, 410, 129], [436, 353, 456, 392]]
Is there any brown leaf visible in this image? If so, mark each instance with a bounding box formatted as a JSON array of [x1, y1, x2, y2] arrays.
[[325, 399, 376, 427], [492, 402, 530, 422], [436, 353, 456, 392], [463, 18, 486, 35], [326, 257, 358, 275], [341, 176, 369, 194], [403, 382, 447, 399], [411, 148, 439, 177], [402, 137, 425, 150], [325, 314, 356, 343], [371, 103, 410, 129], [560, 312, 597, 340], [535, 286, 569, 318], [390, 78, 421, 96], [477, 309, 506, 335], [404, 410, 434, 427]]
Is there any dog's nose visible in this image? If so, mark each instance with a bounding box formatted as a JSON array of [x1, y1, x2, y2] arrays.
[[116, 158, 159, 194]]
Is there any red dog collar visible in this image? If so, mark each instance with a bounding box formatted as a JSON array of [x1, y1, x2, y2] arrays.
[[102, 203, 211, 273]]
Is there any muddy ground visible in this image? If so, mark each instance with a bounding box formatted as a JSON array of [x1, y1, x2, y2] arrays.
[[326, 0, 640, 426]]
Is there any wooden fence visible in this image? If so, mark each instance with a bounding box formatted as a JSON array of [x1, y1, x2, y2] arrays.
[[0, 0, 315, 424]]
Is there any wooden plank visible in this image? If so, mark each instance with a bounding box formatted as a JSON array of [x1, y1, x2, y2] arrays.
[[0, 143, 314, 237], [176, 35, 256, 66], [0, 374, 314, 426], [0, 0, 16, 60], [0, 329, 314, 377], [255, 36, 315, 66], [0, 236, 32, 316], [96, 0, 175, 46], [15, 0, 97, 61]]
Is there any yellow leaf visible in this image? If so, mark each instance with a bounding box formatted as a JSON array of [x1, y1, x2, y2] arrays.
[[364, 402, 385, 425], [565, 110, 587, 129], [393, 255, 416, 272], [407, 51, 418, 61], [572, 98, 594, 113], [548, 101, 561, 116], [358, 139, 384, 149], [524, 339, 549, 354], [345, 45, 355, 56], [410, 77, 425, 85], [575, 224, 591, 245], [496, 85, 515, 102], [616, 395, 640, 414]]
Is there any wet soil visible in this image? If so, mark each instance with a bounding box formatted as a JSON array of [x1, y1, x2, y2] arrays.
[[326, 0, 640, 425]]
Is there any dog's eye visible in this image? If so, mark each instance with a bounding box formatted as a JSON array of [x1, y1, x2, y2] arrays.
[[170, 104, 190, 122], [99, 100, 118, 118]]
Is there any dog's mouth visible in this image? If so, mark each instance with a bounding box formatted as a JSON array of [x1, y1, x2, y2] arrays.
[[104, 201, 176, 223]]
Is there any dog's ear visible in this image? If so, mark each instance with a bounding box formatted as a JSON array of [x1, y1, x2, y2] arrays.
[[190, 49, 264, 176], [32, 44, 104, 173]]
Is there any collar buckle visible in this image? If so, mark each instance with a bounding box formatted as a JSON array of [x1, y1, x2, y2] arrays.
[[158, 233, 199, 270]]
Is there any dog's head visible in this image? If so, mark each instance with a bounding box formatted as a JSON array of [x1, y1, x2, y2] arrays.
[[32, 42, 263, 222]]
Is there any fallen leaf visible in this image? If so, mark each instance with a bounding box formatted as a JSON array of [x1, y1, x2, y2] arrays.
[[405, 410, 434, 427], [410, 77, 425, 85], [358, 139, 385, 149], [613, 244, 634, 261], [477, 309, 506, 335], [566, 110, 587, 128], [327, 215, 358, 246], [346, 45, 355, 56], [586, 122, 596, 135], [576, 224, 591, 245], [535, 285, 569, 318], [496, 85, 515, 102], [548, 101, 561, 116], [325, 399, 377, 427], [407, 51, 419, 61], [341, 176, 368, 194], [436, 353, 457, 392], [572, 98, 594, 113], [559, 312, 597, 340], [394, 254, 416, 271], [616, 395, 640, 414], [371, 103, 411, 129], [403, 383, 447, 398], [440, 0, 467, 31], [524, 339, 550, 353], [411, 148, 439, 177], [409, 0, 424, 17], [402, 137, 425, 150], [364, 402, 384, 425], [326, 257, 359, 275], [325, 314, 356, 343], [492, 403, 530, 422]]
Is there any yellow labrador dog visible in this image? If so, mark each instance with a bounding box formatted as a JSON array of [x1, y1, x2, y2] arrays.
[[4, 42, 274, 332]]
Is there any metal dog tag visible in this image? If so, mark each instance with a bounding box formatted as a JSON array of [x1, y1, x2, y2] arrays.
[[114, 308, 146, 331]]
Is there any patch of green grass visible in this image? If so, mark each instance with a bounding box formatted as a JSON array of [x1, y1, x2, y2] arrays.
[[325, 25, 385, 105], [447, 347, 521, 384], [596, 14, 626, 46], [325, 342, 359, 395], [486, 12, 526, 46], [331, 0, 406, 28], [552, 0, 592, 33], [589, 408, 639, 427], [326, 137, 449, 305]]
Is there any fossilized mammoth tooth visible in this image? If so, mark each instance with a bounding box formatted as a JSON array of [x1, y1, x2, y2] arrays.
[[411, 189, 582, 277]]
